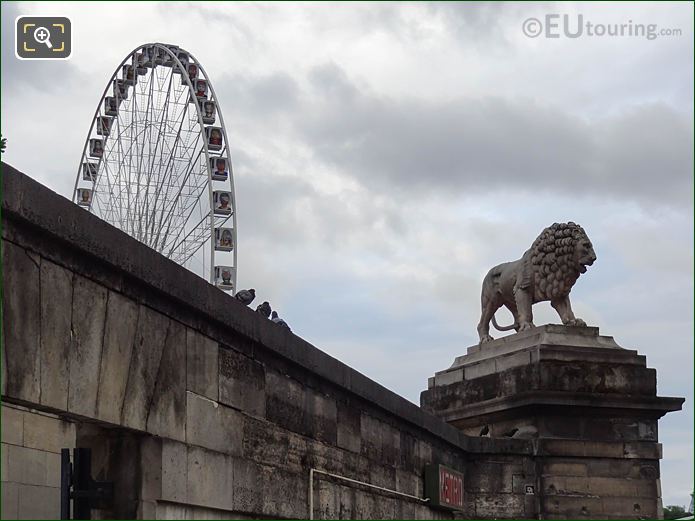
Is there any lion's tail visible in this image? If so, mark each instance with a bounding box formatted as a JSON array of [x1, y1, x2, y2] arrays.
[[492, 313, 518, 332]]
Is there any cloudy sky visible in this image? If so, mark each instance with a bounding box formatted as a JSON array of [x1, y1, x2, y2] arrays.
[[2, 1, 693, 507]]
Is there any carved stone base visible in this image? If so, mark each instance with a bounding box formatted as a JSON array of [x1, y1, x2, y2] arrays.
[[421, 325, 682, 440], [421, 325, 684, 519]]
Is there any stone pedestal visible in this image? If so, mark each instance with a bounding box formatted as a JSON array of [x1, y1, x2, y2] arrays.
[[421, 325, 684, 519]]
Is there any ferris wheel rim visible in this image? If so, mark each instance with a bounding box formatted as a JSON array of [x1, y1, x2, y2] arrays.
[[73, 42, 237, 291]]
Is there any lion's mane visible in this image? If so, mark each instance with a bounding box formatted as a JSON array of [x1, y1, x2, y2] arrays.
[[527, 222, 590, 301]]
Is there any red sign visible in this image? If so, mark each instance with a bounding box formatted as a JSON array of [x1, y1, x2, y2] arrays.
[[424, 464, 464, 510], [439, 466, 463, 508]]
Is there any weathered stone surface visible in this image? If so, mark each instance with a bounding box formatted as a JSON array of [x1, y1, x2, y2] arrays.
[[6, 444, 50, 486], [230, 457, 263, 513], [265, 370, 306, 435], [360, 413, 400, 467], [186, 445, 233, 511], [139, 436, 162, 502], [261, 464, 306, 519], [218, 346, 265, 417], [121, 305, 169, 430], [147, 320, 187, 441], [3, 241, 40, 403], [96, 291, 138, 425], [186, 329, 218, 401], [1, 481, 19, 519], [17, 483, 60, 520], [186, 392, 243, 456], [161, 439, 187, 502], [39, 259, 73, 410], [337, 401, 361, 453], [68, 274, 108, 417], [241, 414, 308, 473], [473, 493, 525, 518], [306, 388, 337, 444], [23, 411, 75, 454], [1, 405, 24, 446]]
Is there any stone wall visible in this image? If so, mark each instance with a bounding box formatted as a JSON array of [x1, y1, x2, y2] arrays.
[[0, 163, 538, 519], [1, 404, 76, 519]]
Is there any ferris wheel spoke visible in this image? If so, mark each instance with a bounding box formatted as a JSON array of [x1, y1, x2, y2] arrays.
[[141, 69, 176, 245], [151, 95, 194, 250]]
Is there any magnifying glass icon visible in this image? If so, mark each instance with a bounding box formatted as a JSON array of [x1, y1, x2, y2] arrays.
[[33, 26, 53, 49]]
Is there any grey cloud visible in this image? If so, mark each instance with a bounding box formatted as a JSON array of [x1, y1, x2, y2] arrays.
[[218, 70, 300, 116], [292, 63, 692, 206]]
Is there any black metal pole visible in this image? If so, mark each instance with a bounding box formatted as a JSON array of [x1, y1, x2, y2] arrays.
[[60, 449, 71, 520], [73, 448, 92, 520]]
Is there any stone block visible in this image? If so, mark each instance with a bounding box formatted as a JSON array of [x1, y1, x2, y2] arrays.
[[474, 493, 525, 518], [466, 461, 513, 494], [464, 359, 497, 380], [137, 500, 158, 519], [39, 259, 73, 411], [395, 468, 419, 496], [139, 436, 162, 502], [7, 444, 49, 486], [1, 443, 8, 482], [121, 305, 169, 430], [2, 405, 24, 445], [46, 451, 61, 488], [1, 481, 19, 520], [231, 457, 263, 513], [495, 350, 532, 372], [397, 430, 417, 472], [603, 497, 658, 518], [3, 242, 41, 403], [265, 370, 306, 435], [186, 392, 243, 456], [434, 368, 463, 386], [23, 411, 75, 454], [316, 479, 340, 519], [261, 465, 306, 519], [337, 401, 361, 453], [542, 461, 587, 477], [241, 414, 308, 473], [96, 291, 138, 425], [623, 441, 662, 459], [306, 389, 337, 444], [186, 329, 218, 401], [540, 439, 624, 458], [542, 496, 604, 518], [147, 320, 187, 441], [68, 274, 108, 417], [218, 346, 265, 417], [162, 439, 188, 503], [17, 483, 60, 520], [186, 445, 233, 511]]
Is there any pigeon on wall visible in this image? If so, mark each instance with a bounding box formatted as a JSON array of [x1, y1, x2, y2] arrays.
[[234, 288, 256, 305], [256, 301, 271, 318], [271, 311, 291, 331]]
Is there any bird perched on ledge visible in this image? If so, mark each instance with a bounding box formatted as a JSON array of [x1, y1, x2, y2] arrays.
[[234, 288, 256, 305], [271, 310, 291, 331], [256, 301, 271, 318]]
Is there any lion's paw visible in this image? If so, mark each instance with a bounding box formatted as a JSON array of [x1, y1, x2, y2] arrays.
[[480, 335, 494, 344], [518, 322, 534, 331]]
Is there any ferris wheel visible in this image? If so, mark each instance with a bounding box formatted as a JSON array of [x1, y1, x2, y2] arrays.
[[72, 42, 237, 292]]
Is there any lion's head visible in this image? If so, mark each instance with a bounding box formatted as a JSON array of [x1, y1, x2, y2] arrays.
[[529, 222, 596, 301]]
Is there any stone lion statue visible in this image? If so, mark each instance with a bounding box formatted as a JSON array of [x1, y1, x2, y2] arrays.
[[477, 222, 596, 344]]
